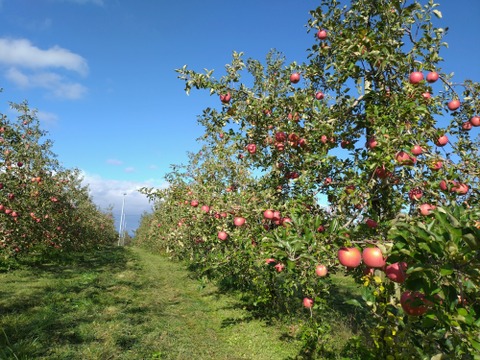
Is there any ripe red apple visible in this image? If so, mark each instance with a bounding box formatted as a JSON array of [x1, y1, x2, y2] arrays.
[[462, 121, 473, 131], [426, 71, 439, 83], [190, 200, 199, 207], [265, 258, 276, 265], [395, 151, 416, 165], [411, 145, 423, 156], [470, 116, 480, 127], [263, 209, 274, 220], [290, 72, 301, 84], [234, 217, 246, 227], [316, 29, 328, 40], [315, 91, 324, 100], [218, 231, 228, 241], [220, 92, 231, 104], [315, 264, 328, 277], [303, 297, 314, 308], [365, 218, 378, 228], [385, 262, 407, 283], [401, 291, 431, 316], [421, 92, 431, 100], [447, 99, 461, 111], [408, 188, 423, 201], [274, 263, 285, 272], [431, 161, 443, 171], [338, 247, 362, 268], [275, 132, 287, 142], [419, 203, 436, 216], [439, 179, 449, 191], [17, 162, 23, 167], [436, 135, 448, 146], [366, 137, 378, 149], [246, 143, 257, 154], [362, 247, 386, 268], [409, 71, 424, 84], [451, 182, 469, 195], [317, 225, 325, 233], [201, 205, 210, 213]]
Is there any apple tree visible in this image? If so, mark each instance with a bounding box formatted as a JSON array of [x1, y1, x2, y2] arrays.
[[138, 0, 480, 357]]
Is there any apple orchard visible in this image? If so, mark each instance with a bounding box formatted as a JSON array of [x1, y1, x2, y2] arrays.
[[0, 100, 117, 261], [136, 0, 480, 358]]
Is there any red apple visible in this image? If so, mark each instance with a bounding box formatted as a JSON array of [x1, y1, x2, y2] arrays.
[[409, 71, 424, 84], [220, 92, 231, 104], [451, 182, 469, 195], [431, 161, 443, 171], [401, 291, 431, 316], [365, 218, 378, 228], [362, 247, 386, 268], [338, 247, 362, 268], [190, 200, 199, 207], [411, 145, 423, 155], [263, 209, 274, 220], [315, 91, 325, 100], [385, 262, 407, 283], [201, 205, 210, 213], [265, 258, 276, 265], [426, 71, 439, 83], [470, 116, 480, 127], [436, 135, 448, 146], [290, 73, 300, 84], [303, 297, 314, 308], [462, 121, 473, 131], [408, 188, 423, 201], [439, 179, 449, 191], [419, 203, 436, 216], [317, 225, 325, 233], [274, 263, 285, 272], [218, 231, 228, 241], [246, 143, 257, 154], [421, 92, 431, 100], [234, 217, 246, 227], [447, 99, 461, 111], [275, 132, 287, 142], [366, 137, 378, 149], [395, 151, 416, 165], [316, 29, 328, 40], [315, 264, 328, 277]]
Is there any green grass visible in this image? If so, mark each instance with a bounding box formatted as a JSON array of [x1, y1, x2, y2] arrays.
[[0, 246, 305, 359]]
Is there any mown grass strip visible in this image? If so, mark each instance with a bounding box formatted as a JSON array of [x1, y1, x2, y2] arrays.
[[0, 246, 302, 359]]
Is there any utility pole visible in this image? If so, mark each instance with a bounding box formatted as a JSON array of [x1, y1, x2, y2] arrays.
[[118, 192, 126, 246]]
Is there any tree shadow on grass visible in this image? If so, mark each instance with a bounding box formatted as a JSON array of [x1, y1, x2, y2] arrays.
[[0, 245, 160, 359]]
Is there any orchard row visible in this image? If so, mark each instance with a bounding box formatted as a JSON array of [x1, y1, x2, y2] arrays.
[[136, 1, 479, 358], [0, 99, 117, 260]]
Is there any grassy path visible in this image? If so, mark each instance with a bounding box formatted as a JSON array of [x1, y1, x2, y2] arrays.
[[0, 246, 301, 359]]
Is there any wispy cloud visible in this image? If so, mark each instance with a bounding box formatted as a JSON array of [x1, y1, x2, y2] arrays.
[[0, 38, 88, 75], [5, 67, 87, 99], [0, 38, 89, 99], [80, 171, 167, 231], [37, 110, 59, 126], [51, 0, 105, 6], [106, 158, 123, 166], [124, 167, 135, 173]]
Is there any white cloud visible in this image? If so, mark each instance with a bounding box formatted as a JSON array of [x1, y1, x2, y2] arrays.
[[0, 38, 88, 75], [106, 158, 123, 166], [37, 110, 59, 126], [124, 167, 135, 173], [55, 0, 105, 5], [5, 67, 87, 99], [80, 172, 167, 231]]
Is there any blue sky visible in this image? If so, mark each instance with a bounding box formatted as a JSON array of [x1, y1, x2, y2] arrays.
[[0, 0, 479, 233]]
